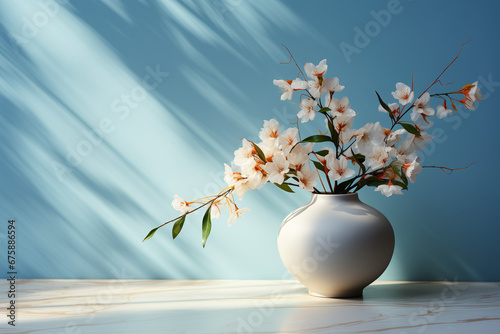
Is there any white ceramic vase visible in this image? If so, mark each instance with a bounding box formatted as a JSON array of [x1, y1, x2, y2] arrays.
[[277, 193, 395, 298]]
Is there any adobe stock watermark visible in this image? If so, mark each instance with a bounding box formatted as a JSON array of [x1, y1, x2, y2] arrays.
[[339, 0, 404, 64], [398, 278, 468, 333], [51, 64, 170, 182], [231, 234, 340, 334], [8, 0, 70, 53], [418, 73, 499, 165]]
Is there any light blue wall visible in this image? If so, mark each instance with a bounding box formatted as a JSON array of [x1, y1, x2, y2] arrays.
[[0, 0, 499, 281]]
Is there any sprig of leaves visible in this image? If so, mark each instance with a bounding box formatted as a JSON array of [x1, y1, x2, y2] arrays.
[[143, 188, 232, 245]]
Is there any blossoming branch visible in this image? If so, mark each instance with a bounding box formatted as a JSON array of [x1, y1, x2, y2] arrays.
[[143, 45, 481, 246]]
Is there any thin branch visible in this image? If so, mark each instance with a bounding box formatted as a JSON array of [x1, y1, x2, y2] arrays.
[[436, 79, 453, 87], [430, 93, 451, 97], [280, 44, 307, 82], [419, 39, 470, 98], [338, 141, 355, 157], [390, 41, 470, 132], [390, 104, 414, 131], [423, 162, 475, 175]]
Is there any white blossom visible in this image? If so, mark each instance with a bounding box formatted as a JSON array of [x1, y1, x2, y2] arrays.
[[461, 98, 476, 111], [304, 59, 328, 81], [263, 151, 289, 184], [365, 144, 390, 171], [403, 156, 422, 183], [234, 139, 256, 167], [240, 160, 267, 190], [391, 82, 414, 105], [224, 163, 238, 187], [296, 166, 317, 192], [308, 81, 322, 98], [304, 59, 331, 97], [353, 123, 374, 154], [288, 143, 314, 169], [326, 155, 356, 181], [436, 104, 453, 119], [260, 139, 280, 161], [327, 96, 356, 117], [172, 195, 194, 214], [386, 128, 407, 146], [332, 115, 355, 145], [233, 180, 251, 200], [297, 98, 318, 123], [407, 131, 434, 152], [228, 207, 250, 226], [273, 78, 308, 100], [353, 121, 385, 155], [375, 183, 403, 197], [411, 93, 435, 122], [322, 77, 345, 95], [462, 81, 483, 102], [211, 203, 222, 219], [259, 119, 281, 144], [224, 164, 250, 200], [279, 127, 299, 154]]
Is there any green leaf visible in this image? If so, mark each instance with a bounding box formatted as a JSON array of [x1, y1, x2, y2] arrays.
[[202, 206, 212, 248], [352, 153, 365, 162], [365, 178, 386, 187], [400, 167, 409, 186], [314, 150, 330, 156], [252, 142, 267, 163], [376, 91, 395, 122], [391, 164, 401, 178], [392, 180, 408, 190], [172, 215, 186, 240], [143, 227, 159, 242], [301, 135, 332, 143], [399, 122, 421, 136], [312, 160, 326, 173], [326, 119, 339, 148], [274, 182, 294, 193], [318, 107, 331, 114], [335, 179, 354, 193], [351, 151, 366, 174]]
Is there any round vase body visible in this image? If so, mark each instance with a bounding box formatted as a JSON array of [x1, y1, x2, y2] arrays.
[[277, 193, 395, 298]]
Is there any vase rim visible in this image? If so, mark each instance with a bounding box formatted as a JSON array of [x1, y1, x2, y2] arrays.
[[312, 192, 358, 197]]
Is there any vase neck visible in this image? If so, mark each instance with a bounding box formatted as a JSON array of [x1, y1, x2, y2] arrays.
[[311, 193, 360, 204]]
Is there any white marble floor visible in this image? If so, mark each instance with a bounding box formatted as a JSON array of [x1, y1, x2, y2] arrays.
[[1, 280, 499, 333]]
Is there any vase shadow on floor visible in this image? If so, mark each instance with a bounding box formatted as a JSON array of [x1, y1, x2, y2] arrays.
[[362, 282, 464, 301], [292, 282, 462, 302]]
